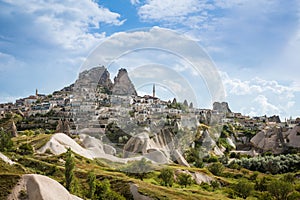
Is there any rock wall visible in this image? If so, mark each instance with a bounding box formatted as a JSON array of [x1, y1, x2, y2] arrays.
[[112, 68, 137, 96]]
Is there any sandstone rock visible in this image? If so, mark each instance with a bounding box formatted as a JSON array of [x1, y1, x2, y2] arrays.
[[123, 132, 153, 157], [112, 68, 137, 96], [193, 172, 214, 184], [103, 144, 117, 155], [250, 127, 285, 154], [175, 170, 213, 185], [11, 121, 18, 137], [144, 149, 168, 164], [286, 125, 300, 148], [8, 174, 82, 200], [172, 149, 190, 167], [213, 102, 232, 114]]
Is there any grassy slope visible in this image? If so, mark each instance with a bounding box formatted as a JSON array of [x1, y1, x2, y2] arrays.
[[2, 133, 300, 200]]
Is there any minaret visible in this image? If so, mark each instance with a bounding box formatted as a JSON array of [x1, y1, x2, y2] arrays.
[[35, 88, 38, 97], [152, 84, 155, 97]]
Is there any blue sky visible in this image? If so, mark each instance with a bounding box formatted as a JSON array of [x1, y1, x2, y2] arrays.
[[0, 0, 300, 119]]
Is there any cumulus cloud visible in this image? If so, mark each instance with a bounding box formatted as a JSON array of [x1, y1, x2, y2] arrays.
[[0, 0, 125, 97], [221, 71, 299, 118], [1, 0, 124, 51]]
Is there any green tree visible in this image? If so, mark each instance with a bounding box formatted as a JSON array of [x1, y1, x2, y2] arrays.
[[87, 171, 96, 199], [18, 143, 34, 155], [177, 173, 193, 188], [234, 179, 254, 199], [208, 162, 224, 176], [65, 148, 75, 192], [0, 129, 13, 152], [158, 168, 174, 187], [268, 179, 293, 200], [94, 179, 125, 200], [124, 158, 152, 181], [282, 173, 295, 183]]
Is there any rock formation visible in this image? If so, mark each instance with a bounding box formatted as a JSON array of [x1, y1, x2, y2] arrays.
[[249, 125, 300, 154], [8, 174, 82, 200], [285, 125, 300, 148], [123, 129, 190, 166], [112, 68, 137, 96], [10, 121, 18, 137], [213, 102, 232, 114], [56, 119, 70, 135]]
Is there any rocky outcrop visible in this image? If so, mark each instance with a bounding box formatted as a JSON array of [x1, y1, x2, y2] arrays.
[[75, 66, 112, 91], [37, 133, 140, 164], [213, 102, 232, 114], [175, 170, 214, 185], [250, 127, 286, 154], [285, 125, 300, 148], [172, 150, 190, 167], [56, 119, 70, 135], [123, 128, 190, 166], [8, 174, 82, 200], [112, 68, 137, 96], [11, 121, 18, 137], [250, 125, 300, 154], [268, 115, 281, 123]]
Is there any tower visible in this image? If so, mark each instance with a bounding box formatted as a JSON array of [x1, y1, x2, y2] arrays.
[[153, 84, 155, 97], [35, 88, 38, 96]]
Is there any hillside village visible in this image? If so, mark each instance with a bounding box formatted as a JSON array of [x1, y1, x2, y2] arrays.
[[1, 66, 300, 156], [1, 66, 300, 200]]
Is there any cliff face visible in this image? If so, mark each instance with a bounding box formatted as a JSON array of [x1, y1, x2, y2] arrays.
[[73, 67, 136, 96], [213, 102, 232, 114], [112, 68, 137, 96], [250, 125, 300, 154], [74, 66, 112, 92]]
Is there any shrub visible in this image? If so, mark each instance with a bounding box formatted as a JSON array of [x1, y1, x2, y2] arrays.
[[158, 168, 174, 187], [268, 179, 293, 200], [87, 171, 96, 199], [233, 179, 254, 199], [282, 173, 295, 183], [0, 129, 13, 152], [208, 162, 224, 176], [211, 180, 220, 190], [18, 143, 34, 155], [249, 172, 259, 181], [207, 156, 218, 163], [94, 179, 125, 200], [123, 158, 153, 181], [177, 173, 193, 188]]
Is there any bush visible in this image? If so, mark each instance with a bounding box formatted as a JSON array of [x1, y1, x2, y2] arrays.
[[233, 179, 254, 199], [211, 180, 220, 190], [249, 171, 259, 181], [158, 168, 174, 187], [255, 177, 269, 192], [123, 158, 153, 181], [94, 179, 125, 200], [234, 154, 300, 174], [207, 156, 218, 163], [177, 173, 193, 188], [18, 143, 34, 155], [0, 129, 13, 152], [208, 162, 224, 176], [268, 179, 294, 200]]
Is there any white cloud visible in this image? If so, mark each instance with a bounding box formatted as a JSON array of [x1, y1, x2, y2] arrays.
[[2, 0, 124, 51], [221, 71, 300, 118], [254, 95, 280, 115], [130, 0, 140, 5]]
